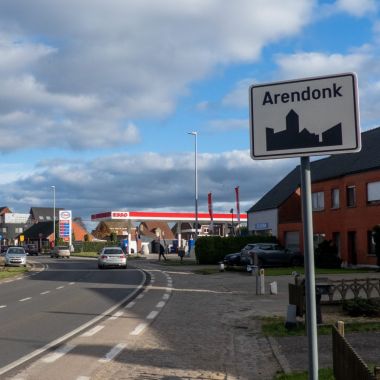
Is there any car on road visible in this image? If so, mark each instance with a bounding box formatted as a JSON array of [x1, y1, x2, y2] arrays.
[[241, 243, 303, 267], [5, 246, 27, 267], [24, 243, 39, 256], [98, 247, 127, 269], [223, 252, 250, 269], [50, 245, 70, 259]]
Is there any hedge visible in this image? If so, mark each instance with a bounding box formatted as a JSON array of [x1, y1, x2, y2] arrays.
[[73, 241, 119, 253], [195, 235, 277, 264]]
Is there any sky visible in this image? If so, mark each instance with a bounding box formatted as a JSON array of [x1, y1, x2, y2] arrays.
[[0, 0, 379, 226]]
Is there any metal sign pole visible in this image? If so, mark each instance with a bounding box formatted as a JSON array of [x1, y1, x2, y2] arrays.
[[300, 156, 319, 380]]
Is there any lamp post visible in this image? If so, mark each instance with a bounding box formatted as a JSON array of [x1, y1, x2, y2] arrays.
[[230, 208, 234, 236], [51, 186, 56, 247], [187, 131, 198, 238]]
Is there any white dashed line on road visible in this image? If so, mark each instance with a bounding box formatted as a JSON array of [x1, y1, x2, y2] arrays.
[[162, 293, 170, 300], [69, 282, 75, 285], [0, 305, 6, 309], [99, 343, 127, 363], [40, 291, 50, 295], [76, 376, 90, 380], [125, 301, 136, 309], [130, 323, 148, 336], [156, 301, 166, 308], [81, 325, 105, 337], [136, 294, 144, 299], [19, 297, 31, 302], [108, 310, 124, 321], [146, 311, 159, 320], [56, 286, 64, 290], [42, 344, 76, 363]]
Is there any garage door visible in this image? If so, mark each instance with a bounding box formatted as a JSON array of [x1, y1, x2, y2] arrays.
[[285, 231, 300, 251]]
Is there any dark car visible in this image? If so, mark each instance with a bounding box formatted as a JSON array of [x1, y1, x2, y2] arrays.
[[24, 244, 39, 256], [223, 251, 251, 270], [241, 243, 303, 267]]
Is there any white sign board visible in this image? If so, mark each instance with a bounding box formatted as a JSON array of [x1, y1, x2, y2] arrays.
[[250, 73, 361, 159]]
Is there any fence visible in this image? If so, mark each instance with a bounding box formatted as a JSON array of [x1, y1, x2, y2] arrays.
[[326, 278, 380, 302], [332, 323, 380, 380]]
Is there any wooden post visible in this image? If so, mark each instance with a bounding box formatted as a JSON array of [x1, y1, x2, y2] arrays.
[[374, 366, 380, 380], [336, 320, 345, 337]]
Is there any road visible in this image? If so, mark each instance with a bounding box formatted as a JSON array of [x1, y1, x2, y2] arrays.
[[0, 255, 147, 377]]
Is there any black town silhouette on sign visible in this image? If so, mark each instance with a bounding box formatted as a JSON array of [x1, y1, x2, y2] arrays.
[[266, 109, 342, 151]]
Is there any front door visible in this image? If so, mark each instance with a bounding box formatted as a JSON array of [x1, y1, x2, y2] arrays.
[[347, 231, 357, 265]]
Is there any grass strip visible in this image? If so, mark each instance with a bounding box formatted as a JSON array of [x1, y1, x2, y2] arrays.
[[274, 368, 334, 380], [261, 316, 380, 337], [0, 266, 28, 280]]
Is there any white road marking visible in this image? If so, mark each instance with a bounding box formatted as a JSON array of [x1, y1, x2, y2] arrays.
[[130, 323, 148, 336], [40, 291, 50, 295], [42, 344, 76, 363], [162, 293, 170, 300], [108, 310, 124, 320], [147, 311, 159, 320], [0, 305, 6, 309], [125, 301, 135, 309], [156, 301, 166, 308], [137, 294, 144, 299], [69, 282, 75, 285], [56, 286, 64, 290], [19, 297, 31, 302], [81, 325, 104, 337], [0, 271, 146, 377], [76, 377, 90, 380], [150, 280, 155, 284], [99, 343, 127, 363]]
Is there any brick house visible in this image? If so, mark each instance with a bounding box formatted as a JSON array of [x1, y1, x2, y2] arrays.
[[247, 127, 380, 266]]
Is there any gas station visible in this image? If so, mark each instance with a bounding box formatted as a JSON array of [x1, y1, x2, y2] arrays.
[[91, 210, 248, 255]]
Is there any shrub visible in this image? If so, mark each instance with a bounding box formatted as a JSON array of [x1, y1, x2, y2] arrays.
[[73, 241, 119, 253], [342, 297, 380, 317], [195, 235, 277, 265], [315, 240, 342, 268]]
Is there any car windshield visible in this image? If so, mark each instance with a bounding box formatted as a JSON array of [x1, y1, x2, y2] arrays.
[[104, 249, 123, 255], [8, 248, 25, 254]]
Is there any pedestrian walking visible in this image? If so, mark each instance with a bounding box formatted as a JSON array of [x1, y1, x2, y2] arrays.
[[159, 239, 167, 261]]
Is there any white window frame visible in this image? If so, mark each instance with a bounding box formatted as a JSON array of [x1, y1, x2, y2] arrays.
[[312, 191, 325, 211], [331, 188, 340, 209], [367, 181, 380, 202]]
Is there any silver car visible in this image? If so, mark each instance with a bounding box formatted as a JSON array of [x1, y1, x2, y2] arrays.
[[98, 247, 127, 269], [5, 246, 27, 267], [50, 245, 70, 258]]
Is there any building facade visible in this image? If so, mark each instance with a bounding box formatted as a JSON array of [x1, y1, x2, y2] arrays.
[[248, 127, 380, 266]]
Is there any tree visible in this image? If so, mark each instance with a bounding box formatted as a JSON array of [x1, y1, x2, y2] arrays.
[[372, 225, 380, 267]]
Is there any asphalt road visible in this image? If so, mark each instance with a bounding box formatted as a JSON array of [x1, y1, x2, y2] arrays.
[[0, 255, 145, 374]]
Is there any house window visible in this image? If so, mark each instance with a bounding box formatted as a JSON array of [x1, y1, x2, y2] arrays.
[[367, 181, 380, 203], [367, 231, 376, 256], [331, 188, 340, 209], [312, 191, 324, 211], [2, 227, 7, 233], [346, 186, 356, 207], [15, 227, 23, 233], [39, 216, 44, 220]]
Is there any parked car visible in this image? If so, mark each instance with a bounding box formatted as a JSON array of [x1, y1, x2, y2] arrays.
[[223, 252, 249, 269], [98, 247, 127, 269], [5, 246, 27, 267], [24, 243, 39, 256], [241, 243, 303, 267], [50, 245, 70, 259]]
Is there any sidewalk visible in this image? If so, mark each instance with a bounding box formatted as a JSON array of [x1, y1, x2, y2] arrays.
[[128, 255, 380, 378]]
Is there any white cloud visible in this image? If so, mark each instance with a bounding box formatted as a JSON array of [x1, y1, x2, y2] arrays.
[[1, 150, 297, 217], [335, 0, 377, 17], [0, 0, 315, 149]]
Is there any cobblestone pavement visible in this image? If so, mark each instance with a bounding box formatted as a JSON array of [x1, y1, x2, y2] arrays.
[[92, 259, 287, 380], [91, 256, 380, 379]]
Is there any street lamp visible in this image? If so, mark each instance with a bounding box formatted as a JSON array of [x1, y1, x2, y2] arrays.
[[187, 131, 198, 238], [51, 186, 56, 247]]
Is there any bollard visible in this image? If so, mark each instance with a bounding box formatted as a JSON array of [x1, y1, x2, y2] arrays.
[[260, 268, 265, 295], [219, 262, 225, 272], [269, 281, 278, 295]]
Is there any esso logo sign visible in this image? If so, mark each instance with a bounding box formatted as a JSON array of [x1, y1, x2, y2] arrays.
[[112, 211, 129, 219], [59, 210, 72, 220]]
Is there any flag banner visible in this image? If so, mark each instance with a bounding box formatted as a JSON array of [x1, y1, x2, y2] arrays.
[[235, 187, 241, 224]]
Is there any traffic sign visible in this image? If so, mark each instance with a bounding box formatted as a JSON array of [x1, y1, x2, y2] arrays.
[[250, 72, 361, 159]]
